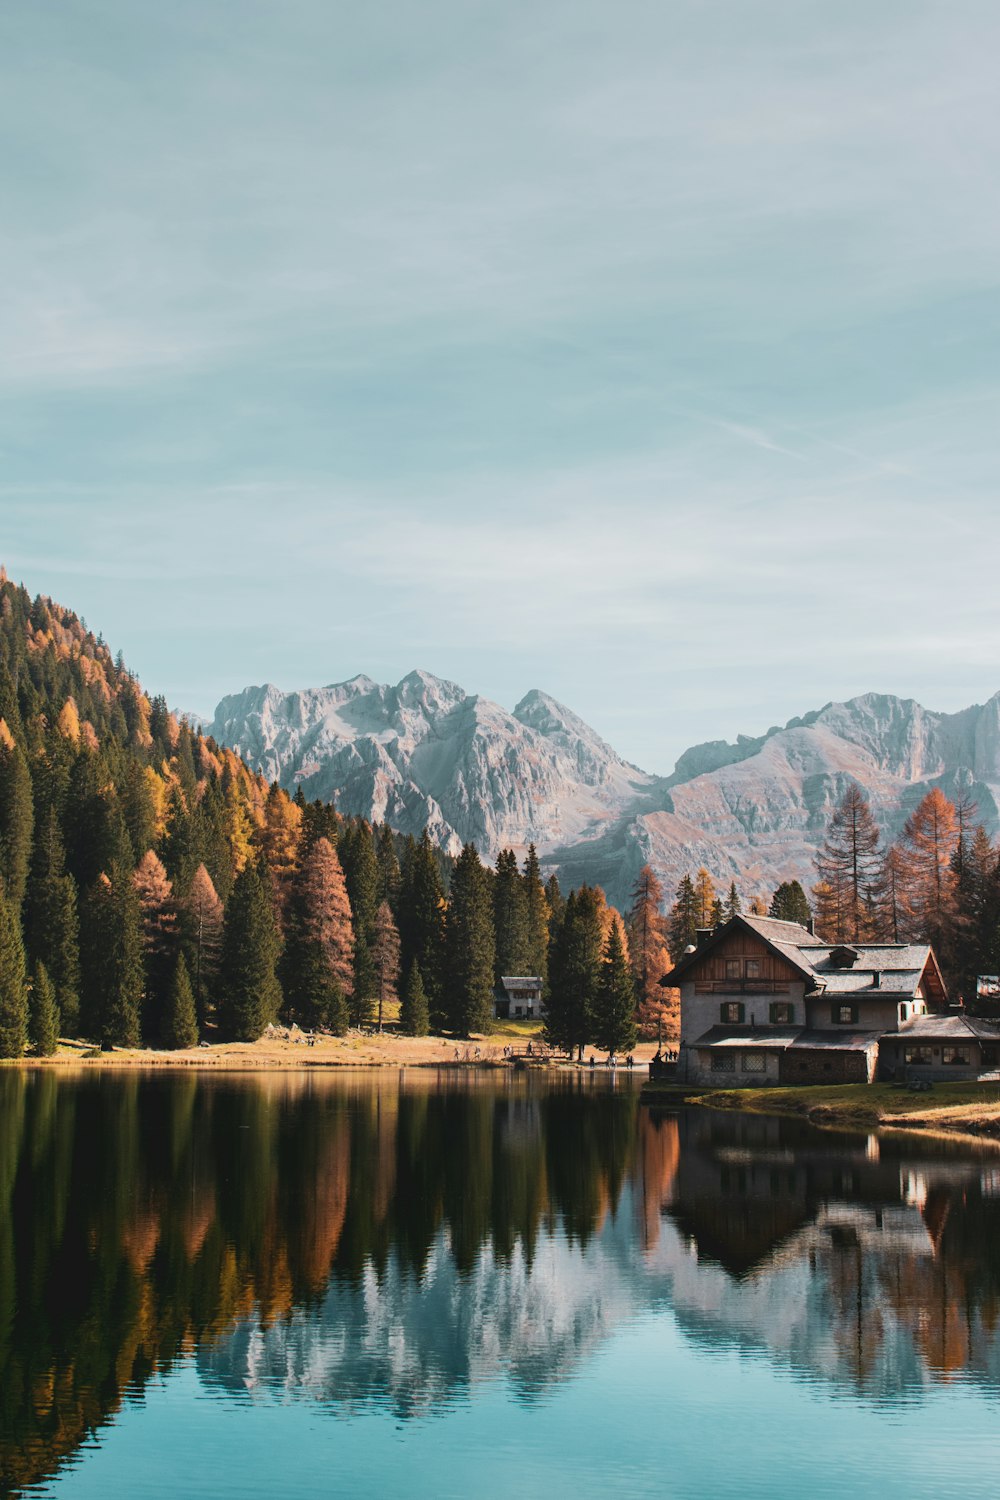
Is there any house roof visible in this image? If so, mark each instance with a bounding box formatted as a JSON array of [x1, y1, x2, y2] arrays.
[[892, 1013, 1000, 1042], [663, 914, 946, 1003], [691, 1026, 801, 1050], [499, 976, 543, 988], [691, 1025, 880, 1054]]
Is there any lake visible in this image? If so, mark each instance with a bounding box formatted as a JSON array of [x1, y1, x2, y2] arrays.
[[2, 1068, 1000, 1499]]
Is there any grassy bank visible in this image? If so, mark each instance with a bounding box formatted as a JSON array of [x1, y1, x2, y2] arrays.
[[642, 1080, 1000, 1137]]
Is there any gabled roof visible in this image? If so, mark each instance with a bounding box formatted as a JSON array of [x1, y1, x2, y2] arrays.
[[662, 915, 818, 987], [662, 915, 947, 1002]]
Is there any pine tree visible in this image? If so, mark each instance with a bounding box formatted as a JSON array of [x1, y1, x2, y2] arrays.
[[0, 876, 28, 1057], [80, 865, 144, 1048], [769, 880, 812, 927], [397, 830, 446, 1010], [545, 886, 603, 1056], [494, 848, 530, 981], [522, 844, 549, 983], [371, 899, 400, 1031], [0, 738, 33, 912], [133, 850, 178, 1040], [351, 940, 377, 1028], [722, 880, 741, 923], [28, 961, 59, 1056], [815, 784, 883, 942], [399, 961, 430, 1036], [375, 823, 401, 909], [218, 857, 282, 1041], [24, 807, 80, 1035], [593, 923, 638, 1055], [164, 954, 199, 1049], [627, 865, 673, 1039], [442, 844, 496, 1036], [667, 874, 699, 956]]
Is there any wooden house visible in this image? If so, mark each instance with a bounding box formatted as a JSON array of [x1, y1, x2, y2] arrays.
[[662, 914, 977, 1086]]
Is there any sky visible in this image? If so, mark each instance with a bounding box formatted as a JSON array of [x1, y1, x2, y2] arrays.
[[3, 0, 1000, 774]]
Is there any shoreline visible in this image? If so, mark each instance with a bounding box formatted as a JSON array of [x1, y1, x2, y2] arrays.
[[6, 1035, 661, 1073], [642, 1079, 1000, 1141]]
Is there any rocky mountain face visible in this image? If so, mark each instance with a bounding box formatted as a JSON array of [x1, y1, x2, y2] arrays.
[[208, 670, 657, 862], [209, 675, 1000, 909]]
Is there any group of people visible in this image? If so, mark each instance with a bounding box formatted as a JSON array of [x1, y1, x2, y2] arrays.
[[585, 1052, 635, 1069]]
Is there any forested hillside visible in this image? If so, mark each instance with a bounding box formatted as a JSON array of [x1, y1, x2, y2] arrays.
[[0, 572, 654, 1057]]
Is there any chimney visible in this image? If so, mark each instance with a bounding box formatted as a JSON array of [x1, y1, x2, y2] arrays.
[[872, 971, 881, 988], [806, 918, 816, 937], [696, 928, 714, 949]]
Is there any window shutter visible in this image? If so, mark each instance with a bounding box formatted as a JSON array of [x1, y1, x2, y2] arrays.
[[769, 1002, 777, 1024], [738, 1003, 745, 1024], [831, 1003, 839, 1025]]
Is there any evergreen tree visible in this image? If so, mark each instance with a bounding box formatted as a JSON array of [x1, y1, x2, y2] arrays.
[[24, 807, 80, 1035], [494, 848, 530, 981], [133, 850, 178, 1040], [326, 980, 350, 1035], [375, 823, 401, 910], [80, 865, 144, 1048], [371, 899, 401, 1031], [28, 960, 59, 1056], [769, 880, 812, 927], [667, 874, 699, 956], [397, 830, 446, 1010], [442, 843, 496, 1036], [0, 875, 28, 1057], [218, 858, 282, 1041], [522, 844, 550, 983], [0, 737, 33, 912], [722, 880, 741, 923], [593, 922, 637, 1055], [544, 874, 564, 927], [545, 886, 603, 1056], [814, 784, 883, 942], [351, 940, 378, 1028], [164, 954, 199, 1049], [399, 961, 430, 1037]]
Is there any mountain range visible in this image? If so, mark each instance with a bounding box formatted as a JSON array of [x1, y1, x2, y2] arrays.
[[208, 673, 1000, 909]]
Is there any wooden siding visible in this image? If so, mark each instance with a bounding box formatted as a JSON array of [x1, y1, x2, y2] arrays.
[[692, 929, 799, 995]]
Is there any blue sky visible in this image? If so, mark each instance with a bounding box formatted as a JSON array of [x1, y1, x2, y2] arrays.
[[3, 0, 999, 772]]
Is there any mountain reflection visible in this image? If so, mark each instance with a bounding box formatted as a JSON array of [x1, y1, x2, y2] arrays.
[[2, 1072, 1000, 1494]]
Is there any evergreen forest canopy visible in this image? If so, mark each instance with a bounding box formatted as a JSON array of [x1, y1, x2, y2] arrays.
[[0, 572, 657, 1058]]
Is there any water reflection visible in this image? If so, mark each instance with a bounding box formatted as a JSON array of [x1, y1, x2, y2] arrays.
[[2, 1070, 1000, 1494]]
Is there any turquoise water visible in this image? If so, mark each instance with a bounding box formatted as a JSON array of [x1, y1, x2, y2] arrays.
[[3, 1070, 999, 1498]]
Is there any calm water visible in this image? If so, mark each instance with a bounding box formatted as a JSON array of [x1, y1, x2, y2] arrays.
[[3, 1070, 1000, 1499]]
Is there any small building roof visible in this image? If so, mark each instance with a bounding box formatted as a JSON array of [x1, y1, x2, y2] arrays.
[[788, 1030, 881, 1053], [499, 976, 543, 988]]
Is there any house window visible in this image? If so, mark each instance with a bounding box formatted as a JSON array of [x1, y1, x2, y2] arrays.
[[770, 1002, 794, 1025], [832, 1004, 858, 1025], [720, 1002, 745, 1024], [745, 959, 762, 978], [725, 959, 741, 980], [942, 1046, 971, 1066], [742, 1052, 766, 1073], [710, 1053, 736, 1072], [905, 1046, 933, 1065]]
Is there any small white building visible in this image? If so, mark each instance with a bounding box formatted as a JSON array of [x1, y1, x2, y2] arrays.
[[494, 976, 545, 1022]]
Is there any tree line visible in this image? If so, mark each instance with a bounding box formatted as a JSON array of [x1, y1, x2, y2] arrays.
[[0, 574, 674, 1058]]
